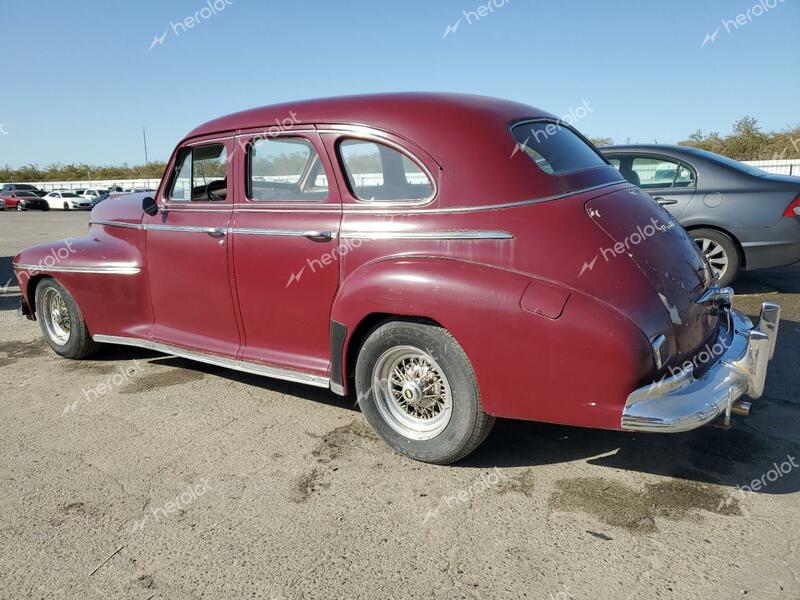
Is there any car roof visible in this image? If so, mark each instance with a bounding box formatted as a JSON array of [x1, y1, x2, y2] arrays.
[[187, 93, 554, 140], [180, 93, 628, 208]]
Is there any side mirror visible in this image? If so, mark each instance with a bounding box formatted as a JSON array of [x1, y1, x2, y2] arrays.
[[142, 196, 159, 216]]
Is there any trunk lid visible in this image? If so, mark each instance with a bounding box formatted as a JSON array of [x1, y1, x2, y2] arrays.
[[584, 186, 718, 363]]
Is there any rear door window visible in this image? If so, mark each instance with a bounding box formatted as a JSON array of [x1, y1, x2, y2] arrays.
[[247, 137, 329, 201], [338, 139, 434, 202], [631, 156, 696, 189]]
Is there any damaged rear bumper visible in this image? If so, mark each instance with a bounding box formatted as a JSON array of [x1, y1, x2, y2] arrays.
[[621, 302, 780, 433]]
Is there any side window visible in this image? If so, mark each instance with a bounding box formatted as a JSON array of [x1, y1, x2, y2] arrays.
[[168, 143, 228, 202], [608, 158, 621, 169], [248, 137, 328, 201], [631, 157, 694, 189], [674, 163, 696, 188], [169, 151, 192, 201], [338, 139, 434, 202]]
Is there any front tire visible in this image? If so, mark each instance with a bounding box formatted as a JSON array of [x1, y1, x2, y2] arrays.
[[355, 320, 494, 464], [35, 279, 99, 359], [690, 228, 741, 287]]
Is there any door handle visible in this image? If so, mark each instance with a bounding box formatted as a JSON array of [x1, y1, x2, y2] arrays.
[[654, 197, 678, 206], [302, 230, 334, 240], [207, 227, 228, 237]]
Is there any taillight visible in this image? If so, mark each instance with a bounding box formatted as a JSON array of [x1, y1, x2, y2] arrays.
[[784, 195, 800, 217]]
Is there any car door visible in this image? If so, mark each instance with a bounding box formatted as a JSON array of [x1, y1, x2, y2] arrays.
[[143, 138, 241, 358], [230, 130, 342, 380], [608, 153, 697, 219]]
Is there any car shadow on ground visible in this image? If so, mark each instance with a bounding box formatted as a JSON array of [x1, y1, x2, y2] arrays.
[[0, 256, 20, 312], [732, 264, 800, 295], [83, 314, 800, 496], [85, 345, 357, 413]]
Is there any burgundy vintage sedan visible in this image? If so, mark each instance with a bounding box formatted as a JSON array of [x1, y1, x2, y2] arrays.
[[13, 94, 781, 464]]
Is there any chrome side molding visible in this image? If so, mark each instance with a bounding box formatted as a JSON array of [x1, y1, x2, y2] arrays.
[[12, 262, 141, 275], [92, 334, 330, 389]]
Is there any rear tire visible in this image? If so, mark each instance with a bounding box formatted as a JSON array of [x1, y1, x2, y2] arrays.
[[35, 279, 99, 359], [355, 320, 494, 464], [63, 202, 70, 210], [690, 228, 741, 287]]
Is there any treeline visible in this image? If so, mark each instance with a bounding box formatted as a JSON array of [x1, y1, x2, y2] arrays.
[[0, 162, 168, 182], [679, 117, 800, 161], [2, 117, 798, 183]]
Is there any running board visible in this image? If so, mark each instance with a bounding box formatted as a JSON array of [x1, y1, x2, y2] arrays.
[[92, 334, 330, 389]]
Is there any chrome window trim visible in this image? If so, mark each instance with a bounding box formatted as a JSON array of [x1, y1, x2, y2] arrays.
[[243, 134, 331, 204], [92, 334, 330, 388], [12, 262, 141, 275], [334, 135, 438, 208]]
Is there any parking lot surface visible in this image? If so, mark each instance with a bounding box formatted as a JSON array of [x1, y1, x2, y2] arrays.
[[1, 211, 799, 599]]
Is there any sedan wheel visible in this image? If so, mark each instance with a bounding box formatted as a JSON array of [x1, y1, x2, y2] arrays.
[[690, 228, 741, 287], [34, 279, 99, 359], [355, 320, 494, 464], [40, 287, 71, 346], [372, 346, 454, 440], [63, 202, 70, 210]]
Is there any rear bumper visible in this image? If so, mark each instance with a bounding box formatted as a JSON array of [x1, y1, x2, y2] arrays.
[[621, 302, 780, 433]]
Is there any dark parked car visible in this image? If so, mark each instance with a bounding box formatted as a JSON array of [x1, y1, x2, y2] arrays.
[[13, 94, 781, 464], [2, 183, 45, 196], [0, 190, 49, 211], [600, 145, 800, 286]]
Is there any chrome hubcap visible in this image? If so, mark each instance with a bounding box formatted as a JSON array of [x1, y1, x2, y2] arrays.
[[41, 288, 71, 345], [371, 345, 453, 440], [696, 237, 729, 281]]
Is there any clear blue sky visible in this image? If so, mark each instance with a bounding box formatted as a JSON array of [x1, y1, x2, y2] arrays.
[[1, 0, 797, 167]]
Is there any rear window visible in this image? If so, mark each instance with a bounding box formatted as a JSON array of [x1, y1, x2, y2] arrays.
[[511, 121, 608, 175]]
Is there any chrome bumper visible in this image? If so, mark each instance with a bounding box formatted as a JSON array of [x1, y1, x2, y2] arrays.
[[621, 302, 780, 433]]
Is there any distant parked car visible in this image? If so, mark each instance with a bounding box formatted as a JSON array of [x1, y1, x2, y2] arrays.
[[600, 145, 800, 286], [2, 183, 45, 196], [43, 191, 93, 210], [81, 189, 105, 199], [0, 190, 50, 211]]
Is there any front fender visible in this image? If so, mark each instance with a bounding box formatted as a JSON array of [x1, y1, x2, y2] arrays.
[[12, 224, 150, 338], [332, 257, 653, 429]]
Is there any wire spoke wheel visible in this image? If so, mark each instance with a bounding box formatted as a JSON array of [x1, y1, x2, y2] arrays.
[[41, 287, 71, 345], [371, 345, 453, 440], [696, 237, 729, 281]]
